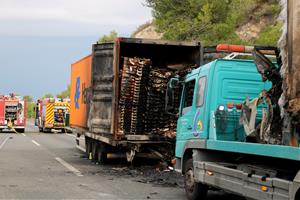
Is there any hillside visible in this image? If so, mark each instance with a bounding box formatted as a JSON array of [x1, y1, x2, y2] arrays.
[[136, 0, 281, 45], [132, 22, 163, 39]]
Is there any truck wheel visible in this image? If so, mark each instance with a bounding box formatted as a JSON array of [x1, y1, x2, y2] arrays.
[[184, 158, 208, 200], [43, 128, 51, 133]]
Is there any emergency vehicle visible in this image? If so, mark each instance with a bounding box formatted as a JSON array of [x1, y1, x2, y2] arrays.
[[0, 94, 26, 133], [35, 98, 70, 132]]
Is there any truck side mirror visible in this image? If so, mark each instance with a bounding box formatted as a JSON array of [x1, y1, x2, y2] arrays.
[[169, 77, 180, 89], [165, 77, 180, 116]]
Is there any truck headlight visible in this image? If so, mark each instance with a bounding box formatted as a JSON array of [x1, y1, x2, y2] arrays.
[[218, 105, 225, 111]]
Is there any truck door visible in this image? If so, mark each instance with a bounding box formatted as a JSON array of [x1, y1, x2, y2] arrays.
[[193, 76, 207, 138], [177, 78, 196, 142]]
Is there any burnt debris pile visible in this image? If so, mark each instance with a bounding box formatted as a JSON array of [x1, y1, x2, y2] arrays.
[[119, 57, 191, 138], [145, 69, 177, 138], [119, 57, 151, 135]]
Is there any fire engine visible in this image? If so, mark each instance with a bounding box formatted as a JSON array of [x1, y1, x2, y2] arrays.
[[35, 98, 71, 133], [0, 94, 26, 133]]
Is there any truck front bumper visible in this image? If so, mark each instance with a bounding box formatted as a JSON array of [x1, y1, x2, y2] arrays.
[[0, 125, 25, 129], [194, 161, 294, 200]]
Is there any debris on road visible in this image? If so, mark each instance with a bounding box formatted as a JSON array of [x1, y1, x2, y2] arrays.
[[90, 162, 184, 188]]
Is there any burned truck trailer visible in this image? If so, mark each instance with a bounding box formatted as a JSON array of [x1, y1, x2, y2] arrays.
[[70, 38, 201, 162]]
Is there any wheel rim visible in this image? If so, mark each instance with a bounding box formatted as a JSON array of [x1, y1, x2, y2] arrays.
[[185, 168, 195, 193]]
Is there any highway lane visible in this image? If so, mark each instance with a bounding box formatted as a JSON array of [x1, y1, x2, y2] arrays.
[[24, 119, 39, 133], [0, 132, 186, 199], [0, 121, 244, 199]]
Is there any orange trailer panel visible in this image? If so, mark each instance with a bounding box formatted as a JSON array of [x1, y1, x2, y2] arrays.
[[70, 55, 92, 129]]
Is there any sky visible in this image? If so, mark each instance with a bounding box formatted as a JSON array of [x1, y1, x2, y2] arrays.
[[0, 0, 152, 99]]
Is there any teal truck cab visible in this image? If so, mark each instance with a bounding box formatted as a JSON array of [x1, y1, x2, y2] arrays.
[[168, 47, 300, 200]]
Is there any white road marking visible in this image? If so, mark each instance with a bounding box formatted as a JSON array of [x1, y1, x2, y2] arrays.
[[55, 157, 83, 177], [66, 133, 76, 138], [76, 145, 86, 153], [21, 133, 26, 136], [0, 137, 9, 149], [31, 140, 41, 146], [97, 192, 115, 198]]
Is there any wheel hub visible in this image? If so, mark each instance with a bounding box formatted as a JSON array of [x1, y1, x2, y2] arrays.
[[185, 168, 195, 192]]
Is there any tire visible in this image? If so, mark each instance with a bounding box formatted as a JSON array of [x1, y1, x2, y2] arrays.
[[39, 128, 43, 133], [67, 129, 73, 133], [91, 141, 98, 162], [97, 142, 107, 164], [43, 128, 51, 133], [16, 128, 25, 133], [184, 158, 208, 200]]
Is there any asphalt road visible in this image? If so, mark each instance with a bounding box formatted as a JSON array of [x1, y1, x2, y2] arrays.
[[0, 122, 244, 200]]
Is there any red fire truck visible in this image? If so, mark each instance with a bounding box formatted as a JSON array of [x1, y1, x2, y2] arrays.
[[0, 94, 26, 133]]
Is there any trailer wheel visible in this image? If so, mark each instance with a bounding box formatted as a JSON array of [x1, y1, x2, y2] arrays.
[[85, 137, 92, 159], [184, 158, 208, 200], [97, 142, 107, 164], [91, 141, 98, 162]]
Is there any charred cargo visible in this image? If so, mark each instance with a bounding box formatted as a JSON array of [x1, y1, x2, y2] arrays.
[[70, 38, 201, 162]]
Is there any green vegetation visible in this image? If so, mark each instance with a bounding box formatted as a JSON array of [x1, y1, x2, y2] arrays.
[[43, 93, 54, 98], [146, 0, 281, 45], [255, 23, 282, 45], [23, 95, 36, 119], [23, 95, 32, 103], [25, 85, 70, 119], [56, 85, 70, 99], [98, 31, 118, 43]]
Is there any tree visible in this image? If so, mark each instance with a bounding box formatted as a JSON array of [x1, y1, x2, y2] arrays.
[[98, 31, 118, 43], [43, 93, 54, 98], [56, 85, 70, 99], [23, 95, 35, 118], [26, 102, 36, 119], [146, 0, 281, 45], [23, 95, 33, 103]]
